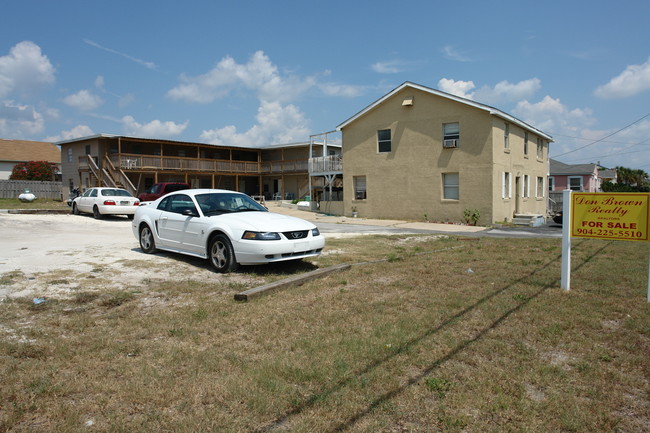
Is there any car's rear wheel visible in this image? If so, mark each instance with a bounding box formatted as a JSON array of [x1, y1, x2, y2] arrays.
[[209, 234, 238, 273], [93, 205, 102, 219], [72, 203, 80, 215], [139, 225, 156, 254]]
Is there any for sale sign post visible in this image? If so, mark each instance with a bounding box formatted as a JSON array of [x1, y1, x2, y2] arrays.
[[561, 191, 650, 302], [571, 193, 650, 241]]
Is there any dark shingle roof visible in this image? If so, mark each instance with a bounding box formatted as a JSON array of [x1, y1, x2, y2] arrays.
[[549, 159, 596, 175]]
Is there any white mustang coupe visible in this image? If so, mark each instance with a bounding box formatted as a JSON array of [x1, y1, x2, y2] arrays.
[[132, 189, 325, 272]]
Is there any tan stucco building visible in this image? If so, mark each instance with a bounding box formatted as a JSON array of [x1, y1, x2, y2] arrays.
[[337, 82, 553, 224]]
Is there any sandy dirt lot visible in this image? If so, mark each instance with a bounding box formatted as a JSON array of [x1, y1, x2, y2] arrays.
[[0, 213, 266, 300]]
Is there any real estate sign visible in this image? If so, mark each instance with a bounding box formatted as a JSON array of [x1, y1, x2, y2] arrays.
[[570, 192, 650, 242]]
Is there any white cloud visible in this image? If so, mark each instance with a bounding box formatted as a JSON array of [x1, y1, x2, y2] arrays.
[[167, 51, 316, 104], [513, 96, 595, 137], [45, 125, 95, 143], [438, 78, 541, 105], [63, 90, 103, 111], [0, 100, 44, 136], [0, 41, 55, 98], [441, 45, 472, 62], [118, 93, 135, 108], [318, 83, 365, 98], [200, 101, 309, 147], [121, 115, 188, 138], [95, 75, 105, 89], [474, 78, 541, 105], [438, 78, 476, 99], [594, 57, 650, 99], [84, 39, 157, 70], [371, 60, 405, 74]]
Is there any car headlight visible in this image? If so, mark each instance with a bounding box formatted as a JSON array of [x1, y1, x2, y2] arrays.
[[311, 228, 320, 237], [242, 231, 281, 240]]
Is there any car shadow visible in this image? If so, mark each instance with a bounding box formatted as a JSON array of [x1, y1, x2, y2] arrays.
[[130, 247, 318, 275], [73, 213, 133, 222]]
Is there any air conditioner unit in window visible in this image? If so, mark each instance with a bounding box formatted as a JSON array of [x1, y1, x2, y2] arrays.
[[443, 139, 458, 148]]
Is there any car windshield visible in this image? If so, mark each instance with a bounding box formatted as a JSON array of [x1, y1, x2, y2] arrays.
[[101, 189, 132, 197], [196, 193, 267, 215]]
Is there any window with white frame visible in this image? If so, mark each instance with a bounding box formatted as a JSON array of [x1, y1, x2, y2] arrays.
[[548, 176, 555, 191], [568, 176, 583, 191], [443, 122, 459, 148], [523, 175, 530, 198], [503, 172, 512, 199], [353, 176, 367, 200], [67, 148, 73, 163], [377, 129, 391, 153], [537, 138, 544, 159], [443, 173, 459, 200], [504, 123, 510, 149], [536, 176, 545, 198]]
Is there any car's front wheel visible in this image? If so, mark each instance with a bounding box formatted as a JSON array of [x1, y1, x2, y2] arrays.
[[209, 234, 239, 273], [139, 225, 157, 254], [72, 203, 80, 215]]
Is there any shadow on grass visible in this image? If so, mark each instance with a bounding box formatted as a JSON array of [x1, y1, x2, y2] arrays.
[[256, 240, 610, 433]]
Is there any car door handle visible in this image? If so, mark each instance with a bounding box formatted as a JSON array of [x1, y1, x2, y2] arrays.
[[161, 217, 168, 221]]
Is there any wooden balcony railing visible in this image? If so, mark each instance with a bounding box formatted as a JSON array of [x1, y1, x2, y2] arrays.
[[308, 155, 342, 174], [96, 154, 308, 175]]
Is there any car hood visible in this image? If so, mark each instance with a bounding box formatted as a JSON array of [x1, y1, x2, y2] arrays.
[[212, 211, 316, 232]]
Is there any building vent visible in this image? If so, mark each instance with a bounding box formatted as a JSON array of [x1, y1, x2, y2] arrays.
[[443, 139, 458, 148]]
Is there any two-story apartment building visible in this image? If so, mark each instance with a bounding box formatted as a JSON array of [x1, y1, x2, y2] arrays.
[[58, 134, 340, 202], [336, 82, 553, 223]]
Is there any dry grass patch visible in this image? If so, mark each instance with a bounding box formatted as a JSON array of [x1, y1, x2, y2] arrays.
[[0, 236, 648, 432]]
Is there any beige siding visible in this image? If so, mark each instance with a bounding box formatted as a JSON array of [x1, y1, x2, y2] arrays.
[[343, 87, 494, 222], [342, 86, 550, 223], [491, 120, 549, 222]]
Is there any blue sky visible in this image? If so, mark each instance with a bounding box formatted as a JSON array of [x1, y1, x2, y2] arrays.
[[2, 0, 649, 170]]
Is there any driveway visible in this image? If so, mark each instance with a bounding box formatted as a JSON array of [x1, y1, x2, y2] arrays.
[[0, 207, 561, 300]]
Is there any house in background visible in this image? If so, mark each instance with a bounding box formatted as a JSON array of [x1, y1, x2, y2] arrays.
[[57, 134, 340, 201], [598, 167, 617, 185], [547, 159, 617, 214], [335, 82, 553, 224], [0, 138, 61, 180], [548, 159, 600, 192]]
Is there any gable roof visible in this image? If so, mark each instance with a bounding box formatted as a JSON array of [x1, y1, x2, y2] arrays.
[[549, 158, 597, 176], [0, 138, 61, 163], [336, 81, 553, 141]]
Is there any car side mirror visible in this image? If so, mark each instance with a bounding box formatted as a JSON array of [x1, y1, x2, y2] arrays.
[[182, 208, 198, 217]]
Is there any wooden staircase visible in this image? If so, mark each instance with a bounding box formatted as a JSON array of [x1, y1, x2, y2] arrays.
[[85, 154, 137, 196]]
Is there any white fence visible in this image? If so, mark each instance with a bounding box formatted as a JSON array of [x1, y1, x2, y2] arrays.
[[0, 180, 63, 199]]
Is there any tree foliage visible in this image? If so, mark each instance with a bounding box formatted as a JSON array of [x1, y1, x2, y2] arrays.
[[10, 161, 57, 181], [601, 166, 649, 192]]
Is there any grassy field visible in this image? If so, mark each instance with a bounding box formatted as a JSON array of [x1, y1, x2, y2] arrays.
[[0, 234, 648, 432]]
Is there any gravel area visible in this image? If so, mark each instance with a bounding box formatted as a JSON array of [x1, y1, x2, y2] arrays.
[[0, 213, 260, 300]]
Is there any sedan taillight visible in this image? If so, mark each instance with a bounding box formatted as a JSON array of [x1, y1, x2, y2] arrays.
[[134, 201, 140, 206], [103, 200, 116, 206]]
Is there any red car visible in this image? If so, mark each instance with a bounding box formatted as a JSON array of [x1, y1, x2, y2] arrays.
[[138, 182, 190, 202]]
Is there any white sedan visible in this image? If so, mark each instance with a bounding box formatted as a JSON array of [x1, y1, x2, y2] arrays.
[[132, 189, 325, 272], [72, 187, 140, 219]]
